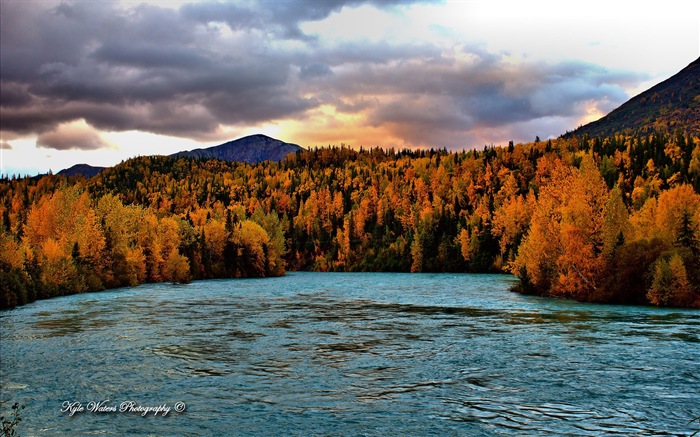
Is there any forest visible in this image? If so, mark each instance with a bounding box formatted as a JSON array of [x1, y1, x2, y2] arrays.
[[1, 131, 699, 309]]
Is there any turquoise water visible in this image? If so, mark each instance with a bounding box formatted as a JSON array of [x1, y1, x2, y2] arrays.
[[1, 272, 698, 435]]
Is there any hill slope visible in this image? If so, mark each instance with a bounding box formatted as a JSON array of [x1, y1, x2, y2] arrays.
[[566, 57, 700, 138], [171, 134, 303, 164]]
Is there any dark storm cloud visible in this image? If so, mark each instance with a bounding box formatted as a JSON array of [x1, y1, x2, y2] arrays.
[[0, 82, 33, 108], [0, 0, 320, 144], [300, 63, 334, 80], [0, 0, 647, 150], [92, 42, 214, 69]]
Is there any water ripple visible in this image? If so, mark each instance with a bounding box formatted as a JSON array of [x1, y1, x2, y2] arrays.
[[1, 272, 699, 436]]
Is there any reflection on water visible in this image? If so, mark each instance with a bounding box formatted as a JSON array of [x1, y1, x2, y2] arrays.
[[1, 272, 699, 435]]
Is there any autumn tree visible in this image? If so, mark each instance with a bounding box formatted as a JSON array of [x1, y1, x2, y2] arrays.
[[229, 220, 271, 278], [601, 186, 632, 258], [96, 194, 147, 287], [647, 253, 693, 306], [164, 250, 191, 284], [511, 154, 610, 299], [3, 130, 699, 308], [23, 186, 106, 295]]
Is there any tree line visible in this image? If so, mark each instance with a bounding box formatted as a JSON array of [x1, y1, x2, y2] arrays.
[[1, 130, 699, 308]]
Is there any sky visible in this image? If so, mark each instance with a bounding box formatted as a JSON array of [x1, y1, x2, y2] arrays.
[[1, 0, 699, 176]]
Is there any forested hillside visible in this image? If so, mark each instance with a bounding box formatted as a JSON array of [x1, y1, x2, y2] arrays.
[[2, 130, 700, 309]]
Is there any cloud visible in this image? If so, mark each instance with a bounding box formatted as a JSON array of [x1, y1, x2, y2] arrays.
[[0, 82, 33, 108], [180, 0, 431, 40], [324, 54, 644, 146], [36, 121, 113, 151], [300, 63, 333, 80], [0, 0, 650, 151]]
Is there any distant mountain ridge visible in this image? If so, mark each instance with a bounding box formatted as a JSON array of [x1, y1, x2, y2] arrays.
[[566, 57, 700, 138], [57, 163, 107, 178], [171, 134, 303, 164], [56, 134, 303, 178]]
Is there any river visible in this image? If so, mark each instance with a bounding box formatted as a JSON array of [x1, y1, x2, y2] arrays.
[[1, 272, 698, 435]]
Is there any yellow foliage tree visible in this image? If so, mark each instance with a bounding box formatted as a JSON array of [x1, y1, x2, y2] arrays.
[[163, 250, 191, 284], [230, 220, 270, 277], [601, 186, 632, 258], [511, 155, 610, 298], [23, 187, 105, 292], [647, 254, 693, 307], [631, 184, 700, 244]]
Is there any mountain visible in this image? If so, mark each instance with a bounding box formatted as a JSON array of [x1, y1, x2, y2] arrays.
[[56, 134, 302, 178], [566, 57, 700, 138], [171, 134, 303, 164], [57, 163, 107, 178]]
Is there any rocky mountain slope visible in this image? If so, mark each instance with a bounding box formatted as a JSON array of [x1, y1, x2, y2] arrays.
[[566, 57, 700, 138]]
